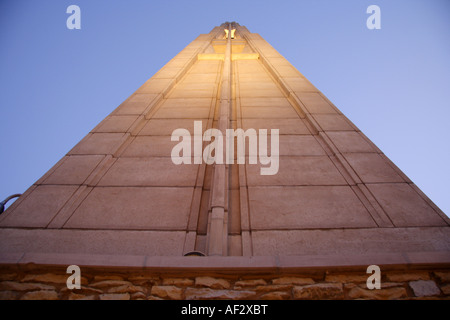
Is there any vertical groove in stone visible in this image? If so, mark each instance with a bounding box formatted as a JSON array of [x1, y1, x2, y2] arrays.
[[207, 24, 232, 256]]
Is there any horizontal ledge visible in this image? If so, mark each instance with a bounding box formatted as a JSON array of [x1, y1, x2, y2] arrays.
[[1, 251, 449, 274]]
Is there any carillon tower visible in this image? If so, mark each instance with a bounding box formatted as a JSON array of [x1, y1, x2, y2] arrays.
[[0, 23, 448, 300]]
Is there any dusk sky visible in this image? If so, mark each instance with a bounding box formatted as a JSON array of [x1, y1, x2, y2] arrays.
[[1, 0, 449, 216]]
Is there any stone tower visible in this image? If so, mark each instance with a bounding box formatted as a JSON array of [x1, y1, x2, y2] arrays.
[[0, 23, 449, 300]]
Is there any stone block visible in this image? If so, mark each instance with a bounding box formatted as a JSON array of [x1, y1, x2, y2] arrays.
[[162, 278, 194, 287], [234, 279, 267, 287], [139, 119, 208, 136], [20, 290, 59, 300], [99, 293, 130, 300], [248, 186, 375, 230], [347, 286, 407, 300], [121, 136, 186, 157], [151, 286, 183, 300], [195, 277, 231, 289], [272, 277, 315, 285], [409, 280, 441, 297], [42, 155, 104, 185], [98, 157, 199, 187], [260, 291, 291, 300], [116, 94, 158, 115], [0, 185, 78, 228], [367, 183, 447, 227], [293, 283, 344, 300], [241, 106, 298, 118], [169, 83, 217, 99], [185, 288, 256, 300], [386, 272, 430, 282], [0, 281, 55, 292], [240, 97, 291, 108], [189, 60, 221, 74], [312, 114, 354, 131], [343, 153, 404, 183], [284, 77, 318, 93], [326, 131, 375, 153], [65, 187, 194, 230], [153, 107, 211, 119], [242, 119, 310, 135], [94, 115, 138, 133], [138, 78, 174, 94], [70, 133, 126, 155], [246, 156, 347, 186], [297, 93, 336, 113]]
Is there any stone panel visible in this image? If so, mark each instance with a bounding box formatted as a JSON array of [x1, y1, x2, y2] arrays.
[[122, 136, 189, 158], [65, 187, 194, 230], [240, 97, 291, 108], [246, 156, 347, 186], [297, 93, 336, 113], [312, 114, 354, 131], [242, 119, 310, 135], [116, 94, 158, 115], [153, 107, 211, 119], [140, 119, 209, 136], [343, 153, 404, 183], [241, 106, 298, 119], [326, 131, 375, 153], [0, 185, 78, 228], [98, 157, 198, 187], [69, 133, 125, 155], [42, 155, 104, 185], [251, 227, 450, 256], [284, 78, 318, 93], [248, 186, 375, 230], [367, 183, 447, 227], [94, 116, 138, 133]]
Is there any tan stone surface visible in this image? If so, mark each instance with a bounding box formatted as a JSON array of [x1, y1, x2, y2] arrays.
[[69, 133, 125, 155], [344, 153, 404, 183], [326, 131, 375, 153], [42, 155, 104, 185], [248, 186, 375, 230], [66, 187, 194, 230], [367, 183, 447, 227], [297, 93, 335, 113], [153, 106, 211, 119], [98, 157, 198, 187], [140, 119, 209, 136], [240, 97, 291, 108], [251, 227, 450, 256], [241, 106, 298, 118], [242, 119, 310, 135], [293, 283, 344, 300], [284, 77, 318, 93], [0, 185, 78, 228], [312, 114, 354, 131], [94, 115, 138, 133], [185, 288, 255, 300], [195, 277, 231, 289], [151, 286, 183, 300], [246, 156, 347, 186], [115, 93, 158, 115]]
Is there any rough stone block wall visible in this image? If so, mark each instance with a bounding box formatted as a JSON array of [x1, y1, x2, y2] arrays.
[[0, 266, 449, 300]]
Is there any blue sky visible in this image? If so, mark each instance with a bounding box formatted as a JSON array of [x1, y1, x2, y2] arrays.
[[0, 0, 449, 216]]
